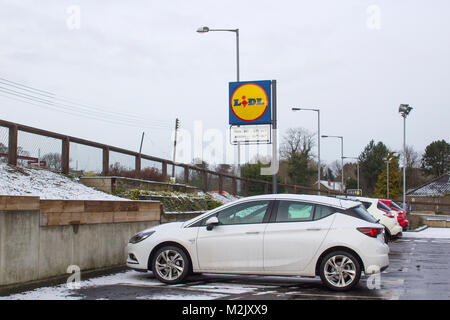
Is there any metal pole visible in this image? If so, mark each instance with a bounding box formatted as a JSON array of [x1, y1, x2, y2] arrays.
[[357, 161, 360, 191], [235, 29, 242, 194], [272, 79, 277, 194], [172, 119, 179, 178], [317, 110, 321, 195], [386, 159, 390, 199], [403, 115, 406, 208], [341, 138, 344, 191], [139, 132, 145, 154]]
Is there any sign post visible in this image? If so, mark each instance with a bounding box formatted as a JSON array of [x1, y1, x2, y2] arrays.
[[229, 80, 277, 194], [271, 80, 277, 194]]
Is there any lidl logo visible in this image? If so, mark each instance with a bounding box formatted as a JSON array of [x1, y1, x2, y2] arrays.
[[229, 80, 271, 125]]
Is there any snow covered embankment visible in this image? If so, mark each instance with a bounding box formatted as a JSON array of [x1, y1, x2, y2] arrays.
[[0, 162, 126, 201]]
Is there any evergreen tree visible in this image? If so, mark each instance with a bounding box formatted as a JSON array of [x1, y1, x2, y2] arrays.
[[358, 140, 389, 196], [374, 157, 402, 199], [421, 139, 450, 177]]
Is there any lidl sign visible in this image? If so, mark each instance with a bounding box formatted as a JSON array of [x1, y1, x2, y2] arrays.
[[229, 80, 271, 125]]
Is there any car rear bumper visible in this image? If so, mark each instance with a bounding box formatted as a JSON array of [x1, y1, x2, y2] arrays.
[[391, 225, 403, 236], [363, 252, 389, 274]]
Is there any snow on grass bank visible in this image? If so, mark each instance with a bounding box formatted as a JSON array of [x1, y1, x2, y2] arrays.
[[205, 191, 239, 204], [0, 162, 126, 200]]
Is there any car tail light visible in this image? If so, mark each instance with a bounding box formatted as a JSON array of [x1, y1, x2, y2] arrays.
[[384, 213, 395, 218], [357, 227, 383, 238]]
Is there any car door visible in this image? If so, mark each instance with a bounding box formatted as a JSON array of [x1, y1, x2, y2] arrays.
[[196, 200, 272, 272], [263, 201, 336, 273]]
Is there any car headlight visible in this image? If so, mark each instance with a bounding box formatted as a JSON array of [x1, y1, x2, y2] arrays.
[[129, 230, 155, 244]]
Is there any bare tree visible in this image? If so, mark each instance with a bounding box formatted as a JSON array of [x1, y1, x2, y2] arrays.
[[280, 127, 315, 160], [401, 145, 420, 168]]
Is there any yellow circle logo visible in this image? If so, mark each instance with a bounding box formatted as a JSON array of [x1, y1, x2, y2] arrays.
[[231, 83, 268, 121]]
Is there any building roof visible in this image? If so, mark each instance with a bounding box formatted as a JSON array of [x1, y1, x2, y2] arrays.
[[407, 173, 450, 197]]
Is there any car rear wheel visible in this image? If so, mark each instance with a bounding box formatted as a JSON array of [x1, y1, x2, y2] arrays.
[[152, 246, 190, 284], [319, 251, 361, 291]]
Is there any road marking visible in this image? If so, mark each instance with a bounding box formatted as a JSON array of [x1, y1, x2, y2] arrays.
[[285, 292, 384, 300], [382, 279, 404, 286], [389, 258, 411, 263]]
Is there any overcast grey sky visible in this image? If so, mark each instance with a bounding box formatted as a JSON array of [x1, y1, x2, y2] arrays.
[[0, 0, 449, 169]]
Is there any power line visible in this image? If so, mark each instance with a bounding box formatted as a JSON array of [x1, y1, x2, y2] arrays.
[[0, 91, 172, 131], [0, 76, 173, 127]]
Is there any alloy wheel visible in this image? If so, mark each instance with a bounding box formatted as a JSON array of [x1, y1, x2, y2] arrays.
[[154, 249, 185, 281], [323, 254, 357, 288]]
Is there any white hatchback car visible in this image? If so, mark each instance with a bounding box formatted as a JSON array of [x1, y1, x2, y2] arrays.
[[127, 194, 389, 291], [338, 196, 403, 241]]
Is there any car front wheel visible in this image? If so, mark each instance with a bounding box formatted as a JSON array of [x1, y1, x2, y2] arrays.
[[319, 251, 361, 291], [152, 246, 190, 284]]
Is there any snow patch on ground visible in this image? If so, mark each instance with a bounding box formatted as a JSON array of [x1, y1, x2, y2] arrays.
[[0, 271, 233, 300], [403, 227, 450, 239], [0, 162, 126, 200]]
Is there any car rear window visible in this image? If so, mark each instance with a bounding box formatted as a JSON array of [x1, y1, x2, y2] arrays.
[[344, 204, 378, 223], [391, 201, 402, 210], [377, 201, 391, 211], [361, 201, 371, 209]]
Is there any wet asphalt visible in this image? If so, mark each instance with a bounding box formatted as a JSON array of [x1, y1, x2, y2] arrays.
[[64, 235, 450, 300]]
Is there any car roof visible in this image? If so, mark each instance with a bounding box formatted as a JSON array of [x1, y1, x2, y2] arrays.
[[339, 196, 378, 203], [232, 193, 360, 209]]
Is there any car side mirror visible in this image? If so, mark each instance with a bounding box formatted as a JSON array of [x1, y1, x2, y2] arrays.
[[205, 216, 219, 231]]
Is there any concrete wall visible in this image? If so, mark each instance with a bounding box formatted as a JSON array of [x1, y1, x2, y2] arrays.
[[0, 196, 160, 287], [407, 212, 450, 228]]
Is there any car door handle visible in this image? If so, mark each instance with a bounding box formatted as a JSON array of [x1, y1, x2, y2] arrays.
[[306, 228, 322, 231], [245, 231, 260, 235]]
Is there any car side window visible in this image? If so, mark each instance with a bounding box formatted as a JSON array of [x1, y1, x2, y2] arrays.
[[275, 201, 314, 222], [314, 205, 336, 220], [215, 201, 270, 225]]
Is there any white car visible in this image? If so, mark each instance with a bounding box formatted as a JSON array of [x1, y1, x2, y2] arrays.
[[339, 196, 403, 241], [127, 194, 389, 291]]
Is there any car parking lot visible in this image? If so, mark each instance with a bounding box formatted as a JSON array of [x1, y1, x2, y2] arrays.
[[2, 229, 449, 300]]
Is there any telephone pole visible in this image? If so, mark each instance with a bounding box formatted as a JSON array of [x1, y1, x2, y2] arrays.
[[172, 118, 180, 178]]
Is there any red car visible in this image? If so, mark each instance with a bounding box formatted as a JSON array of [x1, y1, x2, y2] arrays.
[[379, 199, 409, 231]]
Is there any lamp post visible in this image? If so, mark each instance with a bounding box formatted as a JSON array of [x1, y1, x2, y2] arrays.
[[342, 156, 359, 192], [322, 135, 344, 192], [292, 107, 321, 195], [399, 104, 413, 209], [382, 152, 398, 199], [383, 157, 391, 199], [197, 26, 242, 191]]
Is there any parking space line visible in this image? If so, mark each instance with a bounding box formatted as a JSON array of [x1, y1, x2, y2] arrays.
[[285, 292, 384, 300]]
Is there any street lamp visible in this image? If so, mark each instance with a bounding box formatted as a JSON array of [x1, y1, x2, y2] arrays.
[[197, 26, 242, 190], [399, 104, 413, 209], [342, 156, 359, 192], [322, 135, 344, 193], [292, 107, 321, 195], [383, 152, 398, 199]]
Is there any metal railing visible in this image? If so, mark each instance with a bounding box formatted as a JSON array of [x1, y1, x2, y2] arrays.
[[0, 119, 348, 197]]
